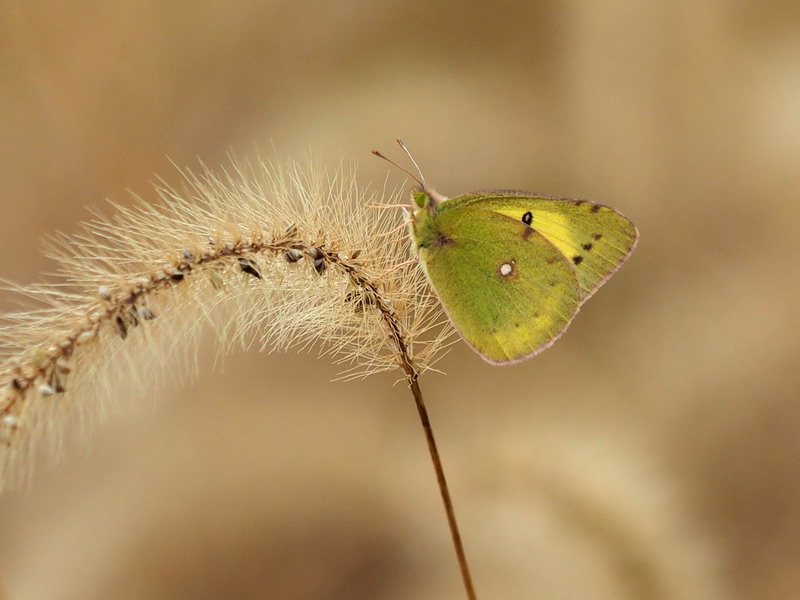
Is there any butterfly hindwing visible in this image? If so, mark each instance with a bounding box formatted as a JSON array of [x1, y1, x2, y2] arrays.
[[419, 206, 583, 364]]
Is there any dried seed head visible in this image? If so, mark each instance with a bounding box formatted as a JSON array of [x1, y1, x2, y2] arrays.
[[30, 349, 47, 369], [76, 330, 98, 346], [345, 289, 377, 313], [127, 307, 140, 328], [48, 369, 66, 394], [114, 315, 128, 339], [284, 248, 303, 263], [0, 157, 455, 490], [138, 306, 157, 320], [238, 258, 262, 279]]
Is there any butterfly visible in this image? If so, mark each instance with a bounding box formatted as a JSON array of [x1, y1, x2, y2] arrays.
[[374, 141, 639, 365]]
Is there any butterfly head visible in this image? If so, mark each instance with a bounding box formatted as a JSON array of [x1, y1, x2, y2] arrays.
[[411, 186, 446, 211]]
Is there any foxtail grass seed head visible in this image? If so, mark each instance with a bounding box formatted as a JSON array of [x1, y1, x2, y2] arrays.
[[75, 330, 98, 346], [284, 248, 303, 263], [38, 384, 55, 397], [0, 157, 453, 490], [138, 306, 157, 321], [114, 315, 128, 339], [237, 257, 262, 279]]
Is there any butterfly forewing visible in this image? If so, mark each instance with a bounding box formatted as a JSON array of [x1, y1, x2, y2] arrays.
[[420, 206, 583, 364], [441, 193, 639, 298]]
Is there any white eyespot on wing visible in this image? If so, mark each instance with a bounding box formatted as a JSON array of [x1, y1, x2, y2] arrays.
[[498, 260, 516, 278]]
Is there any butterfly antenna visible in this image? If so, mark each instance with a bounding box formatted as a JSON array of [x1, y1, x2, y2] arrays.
[[371, 141, 427, 190], [395, 138, 428, 189]]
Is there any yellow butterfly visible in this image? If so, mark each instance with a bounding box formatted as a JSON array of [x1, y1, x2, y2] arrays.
[[377, 142, 639, 364]]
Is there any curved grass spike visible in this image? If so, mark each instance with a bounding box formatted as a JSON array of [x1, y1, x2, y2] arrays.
[[0, 156, 477, 599]]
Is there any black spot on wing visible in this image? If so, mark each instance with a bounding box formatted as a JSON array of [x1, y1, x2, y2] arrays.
[[581, 243, 593, 251], [521, 211, 533, 225], [572, 255, 584, 265], [590, 204, 601, 213], [593, 233, 603, 241]]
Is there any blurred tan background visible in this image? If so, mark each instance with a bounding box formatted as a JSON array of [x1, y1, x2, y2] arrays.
[[1, 1, 799, 598]]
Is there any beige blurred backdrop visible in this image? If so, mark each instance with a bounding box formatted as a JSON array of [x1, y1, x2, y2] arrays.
[[1, 1, 799, 599]]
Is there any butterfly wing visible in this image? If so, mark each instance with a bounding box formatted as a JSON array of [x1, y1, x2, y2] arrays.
[[441, 192, 639, 298], [419, 206, 584, 364]]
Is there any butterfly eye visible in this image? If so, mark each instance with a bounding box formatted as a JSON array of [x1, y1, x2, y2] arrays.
[[414, 191, 429, 209]]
